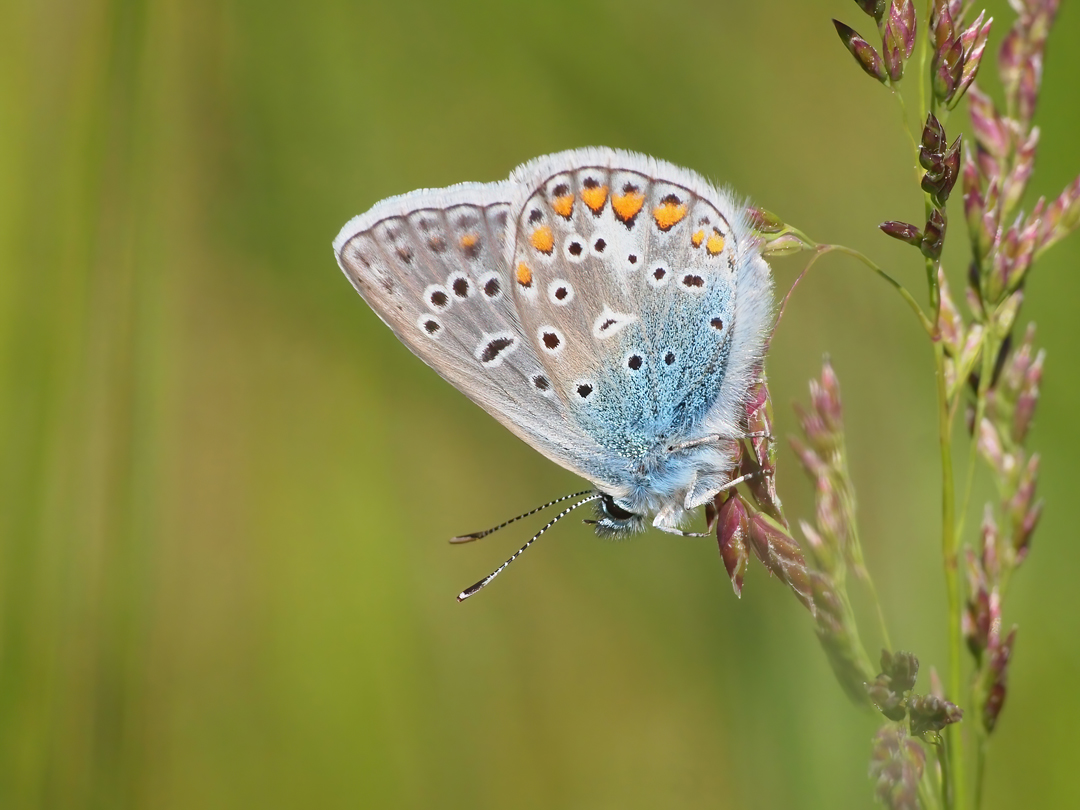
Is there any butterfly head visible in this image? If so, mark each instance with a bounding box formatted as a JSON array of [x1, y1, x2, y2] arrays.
[[589, 491, 648, 537]]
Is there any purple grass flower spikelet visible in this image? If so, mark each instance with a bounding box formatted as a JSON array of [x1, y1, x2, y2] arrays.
[[705, 376, 815, 613], [919, 115, 962, 207], [967, 85, 1010, 159], [865, 650, 920, 721], [716, 493, 751, 597], [921, 209, 947, 260], [919, 113, 946, 167], [1002, 127, 1040, 218], [1038, 175, 1080, 253], [746, 206, 786, 235], [908, 693, 963, 741], [854, 0, 887, 21], [930, 0, 965, 101], [743, 381, 786, 524], [881, 649, 920, 693], [983, 626, 1017, 732], [746, 512, 815, 613], [882, 0, 917, 81], [999, 0, 1058, 128], [950, 11, 993, 107], [1012, 343, 1043, 443], [870, 727, 925, 810], [833, 19, 888, 83], [880, 221, 923, 247]]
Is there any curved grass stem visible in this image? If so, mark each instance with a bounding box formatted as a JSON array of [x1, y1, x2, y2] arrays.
[[826, 244, 935, 335]]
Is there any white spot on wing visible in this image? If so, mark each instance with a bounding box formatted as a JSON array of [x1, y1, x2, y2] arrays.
[[592, 308, 638, 340]]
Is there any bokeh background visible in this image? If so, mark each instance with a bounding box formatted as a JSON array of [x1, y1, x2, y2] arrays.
[[2, 1, 1078, 807]]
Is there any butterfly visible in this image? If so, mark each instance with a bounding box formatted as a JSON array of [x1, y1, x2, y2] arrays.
[[333, 148, 773, 600]]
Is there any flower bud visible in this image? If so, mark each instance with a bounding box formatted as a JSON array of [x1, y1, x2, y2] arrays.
[[880, 220, 923, 247], [1002, 127, 1040, 217], [866, 676, 907, 720], [949, 11, 992, 106], [1039, 175, 1080, 252], [921, 209, 946, 260], [833, 20, 888, 83], [716, 493, 750, 597], [747, 512, 815, 614], [746, 206, 786, 234], [870, 726, 925, 810], [977, 417, 1003, 472], [1013, 348, 1044, 443], [760, 233, 813, 257], [936, 267, 964, 355], [963, 550, 991, 658], [1015, 498, 1041, 567], [882, 0, 917, 81], [854, 0, 887, 21], [967, 85, 1010, 161], [881, 649, 920, 693], [920, 113, 947, 167], [909, 694, 963, 741], [930, 0, 965, 102], [983, 626, 1017, 733]]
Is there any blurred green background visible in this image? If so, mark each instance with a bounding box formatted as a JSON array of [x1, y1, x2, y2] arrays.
[[2, 0, 1078, 807]]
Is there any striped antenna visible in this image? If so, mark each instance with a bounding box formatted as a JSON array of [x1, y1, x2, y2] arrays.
[[449, 490, 593, 544], [456, 493, 601, 602]]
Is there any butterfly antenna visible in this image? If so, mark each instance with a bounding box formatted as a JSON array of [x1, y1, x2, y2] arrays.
[[456, 493, 601, 602], [449, 489, 593, 544]]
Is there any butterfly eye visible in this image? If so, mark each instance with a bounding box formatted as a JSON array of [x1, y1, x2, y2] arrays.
[[600, 493, 637, 521]]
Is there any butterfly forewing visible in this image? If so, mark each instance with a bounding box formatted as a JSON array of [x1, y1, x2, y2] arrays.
[[334, 182, 626, 488]]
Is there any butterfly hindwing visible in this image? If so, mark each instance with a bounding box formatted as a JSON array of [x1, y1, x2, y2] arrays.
[[506, 150, 757, 470]]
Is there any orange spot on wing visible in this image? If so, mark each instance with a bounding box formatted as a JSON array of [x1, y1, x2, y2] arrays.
[[706, 230, 726, 255], [611, 189, 645, 223], [691, 229, 705, 248], [653, 199, 688, 231], [581, 184, 608, 213], [552, 194, 574, 218], [529, 225, 554, 254], [516, 263, 533, 287], [460, 233, 479, 248]]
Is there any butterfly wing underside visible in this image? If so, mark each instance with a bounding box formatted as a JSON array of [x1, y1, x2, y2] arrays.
[[334, 149, 773, 513], [333, 181, 626, 487], [502, 149, 774, 508]]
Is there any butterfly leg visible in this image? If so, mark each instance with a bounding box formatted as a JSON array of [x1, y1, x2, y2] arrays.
[[667, 431, 771, 453], [654, 525, 712, 538]]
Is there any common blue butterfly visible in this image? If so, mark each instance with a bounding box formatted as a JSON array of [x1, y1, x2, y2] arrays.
[[333, 148, 773, 599]]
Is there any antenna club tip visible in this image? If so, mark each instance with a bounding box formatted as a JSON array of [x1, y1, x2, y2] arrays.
[[449, 534, 479, 544]]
